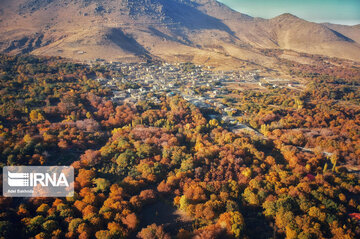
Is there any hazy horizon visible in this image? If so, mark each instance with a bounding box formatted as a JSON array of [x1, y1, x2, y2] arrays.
[[218, 0, 360, 26]]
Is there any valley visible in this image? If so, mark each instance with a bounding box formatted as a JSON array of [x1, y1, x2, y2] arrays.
[[0, 0, 360, 238]]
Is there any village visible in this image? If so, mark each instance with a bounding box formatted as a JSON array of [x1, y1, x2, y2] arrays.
[[95, 62, 299, 134]]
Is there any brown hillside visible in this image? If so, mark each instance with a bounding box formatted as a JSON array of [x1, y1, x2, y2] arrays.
[[0, 0, 359, 67]]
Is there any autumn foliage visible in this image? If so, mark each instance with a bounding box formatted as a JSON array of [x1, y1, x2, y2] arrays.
[[0, 55, 359, 238]]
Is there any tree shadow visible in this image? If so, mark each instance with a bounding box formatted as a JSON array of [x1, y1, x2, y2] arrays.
[[130, 200, 193, 238], [241, 205, 275, 239]]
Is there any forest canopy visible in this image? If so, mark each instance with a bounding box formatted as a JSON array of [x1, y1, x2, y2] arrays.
[[0, 55, 359, 239]]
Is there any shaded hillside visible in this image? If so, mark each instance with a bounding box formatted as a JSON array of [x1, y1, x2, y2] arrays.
[[323, 23, 360, 44]]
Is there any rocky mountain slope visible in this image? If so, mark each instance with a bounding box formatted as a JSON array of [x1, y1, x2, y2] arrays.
[[1, 0, 359, 67]]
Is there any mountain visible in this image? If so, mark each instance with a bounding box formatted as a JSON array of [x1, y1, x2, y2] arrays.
[[1, 0, 360, 68], [323, 22, 360, 44]]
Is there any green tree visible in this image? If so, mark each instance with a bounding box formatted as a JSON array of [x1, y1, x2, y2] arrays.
[[42, 220, 58, 232], [93, 178, 110, 192], [68, 218, 83, 232], [116, 149, 137, 168]]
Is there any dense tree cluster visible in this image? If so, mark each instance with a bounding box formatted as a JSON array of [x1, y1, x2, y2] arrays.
[[229, 77, 360, 166], [0, 55, 359, 238]]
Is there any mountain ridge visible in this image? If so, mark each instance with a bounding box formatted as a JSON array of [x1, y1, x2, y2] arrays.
[[1, 0, 359, 68]]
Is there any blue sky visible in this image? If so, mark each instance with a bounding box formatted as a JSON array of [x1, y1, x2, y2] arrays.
[[218, 0, 360, 25]]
